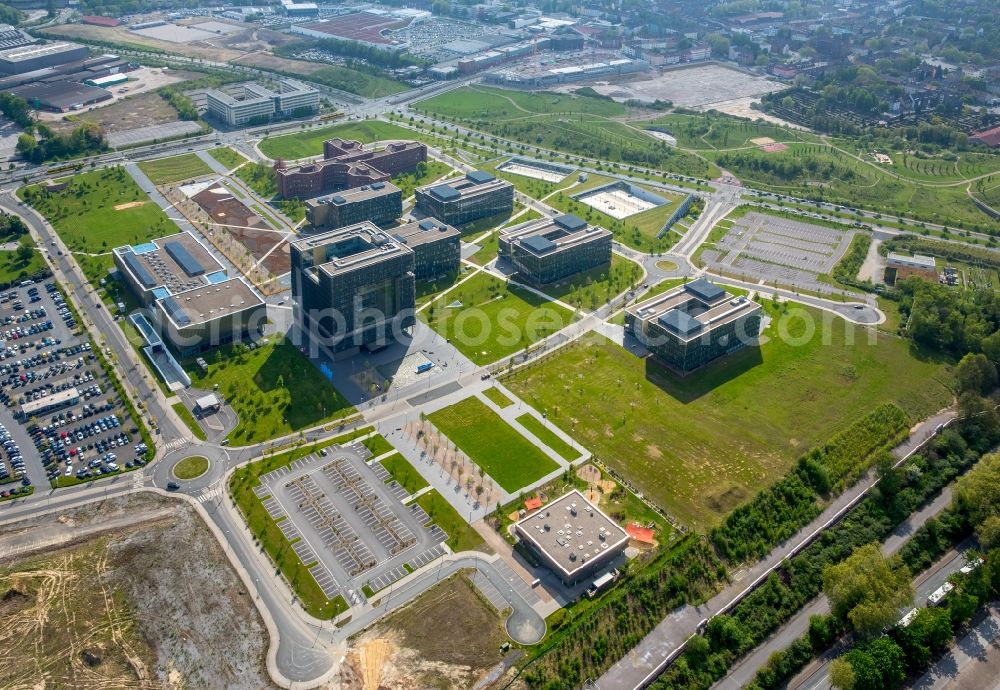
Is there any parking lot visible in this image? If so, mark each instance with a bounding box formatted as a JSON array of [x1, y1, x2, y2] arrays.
[[702, 211, 857, 295], [254, 443, 446, 605], [0, 281, 149, 489]]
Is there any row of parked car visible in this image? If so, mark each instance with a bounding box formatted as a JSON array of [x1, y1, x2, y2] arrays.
[[0, 422, 24, 487]]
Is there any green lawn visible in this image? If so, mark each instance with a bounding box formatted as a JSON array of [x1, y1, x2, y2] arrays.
[[481, 387, 513, 408], [538, 254, 643, 311], [207, 146, 248, 170], [0, 248, 47, 286], [361, 433, 394, 456], [137, 153, 212, 184], [515, 413, 580, 462], [259, 120, 424, 161], [19, 168, 176, 260], [173, 455, 208, 479], [415, 489, 486, 553], [185, 337, 355, 444], [393, 160, 452, 199], [415, 85, 713, 179], [380, 452, 429, 494], [305, 64, 407, 99], [428, 396, 560, 493], [171, 401, 206, 441], [505, 304, 953, 529], [419, 272, 573, 365]]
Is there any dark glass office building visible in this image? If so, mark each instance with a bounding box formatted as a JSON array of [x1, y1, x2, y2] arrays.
[[498, 214, 612, 285], [624, 278, 762, 374], [414, 170, 514, 226], [290, 222, 416, 356]]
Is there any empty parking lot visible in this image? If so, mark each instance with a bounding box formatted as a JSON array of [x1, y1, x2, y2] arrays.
[[254, 443, 446, 604]]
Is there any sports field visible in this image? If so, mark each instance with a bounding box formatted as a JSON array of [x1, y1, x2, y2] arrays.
[[505, 304, 953, 528], [137, 153, 213, 184], [419, 272, 573, 365], [428, 396, 560, 492]]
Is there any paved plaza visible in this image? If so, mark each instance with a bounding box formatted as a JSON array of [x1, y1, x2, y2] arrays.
[[253, 443, 446, 603]]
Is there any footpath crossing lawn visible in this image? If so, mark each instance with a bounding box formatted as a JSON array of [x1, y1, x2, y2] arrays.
[[137, 153, 213, 184], [505, 303, 953, 529], [428, 396, 559, 493], [207, 146, 248, 170], [419, 272, 573, 365]]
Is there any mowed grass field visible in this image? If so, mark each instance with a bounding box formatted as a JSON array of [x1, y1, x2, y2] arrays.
[[428, 396, 560, 492], [505, 305, 953, 529], [20, 168, 176, 253], [259, 120, 424, 161], [185, 338, 355, 444], [137, 153, 213, 185], [0, 247, 47, 285], [419, 272, 573, 365], [207, 146, 248, 171]]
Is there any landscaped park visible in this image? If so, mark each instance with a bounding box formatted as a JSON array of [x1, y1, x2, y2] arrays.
[[185, 337, 355, 444], [419, 272, 573, 365], [427, 396, 560, 493]]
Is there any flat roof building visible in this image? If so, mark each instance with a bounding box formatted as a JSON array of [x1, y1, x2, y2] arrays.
[[277, 139, 426, 199], [625, 278, 762, 374], [290, 222, 415, 356], [205, 79, 319, 126], [886, 252, 938, 282], [153, 277, 266, 357], [112, 232, 265, 356], [20, 387, 79, 418], [514, 490, 629, 585], [0, 41, 88, 75], [414, 171, 514, 226], [392, 218, 461, 281], [498, 213, 612, 285], [112, 232, 226, 306], [305, 181, 402, 230]]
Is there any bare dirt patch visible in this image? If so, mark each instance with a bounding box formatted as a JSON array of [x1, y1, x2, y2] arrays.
[[114, 201, 148, 211], [0, 493, 274, 690], [346, 573, 508, 689]]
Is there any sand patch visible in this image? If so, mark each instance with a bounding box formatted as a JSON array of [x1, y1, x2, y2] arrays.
[[646, 444, 663, 459], [114, 201, 147, 211], [576, 464, 601, 484], [750, 137, 775, 146]]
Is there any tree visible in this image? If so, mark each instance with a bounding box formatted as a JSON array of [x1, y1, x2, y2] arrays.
[[830, 658, 855, 689], [865, 637, 906, 687], [955, 353, 998, 395], [15, 235, 32, 264], [823, 543, 913, 638], [841, 648, 881, 690], [954, 450, 1000, 530]]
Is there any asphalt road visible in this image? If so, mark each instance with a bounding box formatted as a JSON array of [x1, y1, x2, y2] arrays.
[[715, 488, 959, 690], [596, 409, 955, 690]]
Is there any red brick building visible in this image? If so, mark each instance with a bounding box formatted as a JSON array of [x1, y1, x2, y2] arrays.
[[276, 139, 427, 199]]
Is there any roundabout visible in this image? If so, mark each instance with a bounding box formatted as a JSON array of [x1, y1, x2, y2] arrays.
[[172, 456, 210, 480]]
